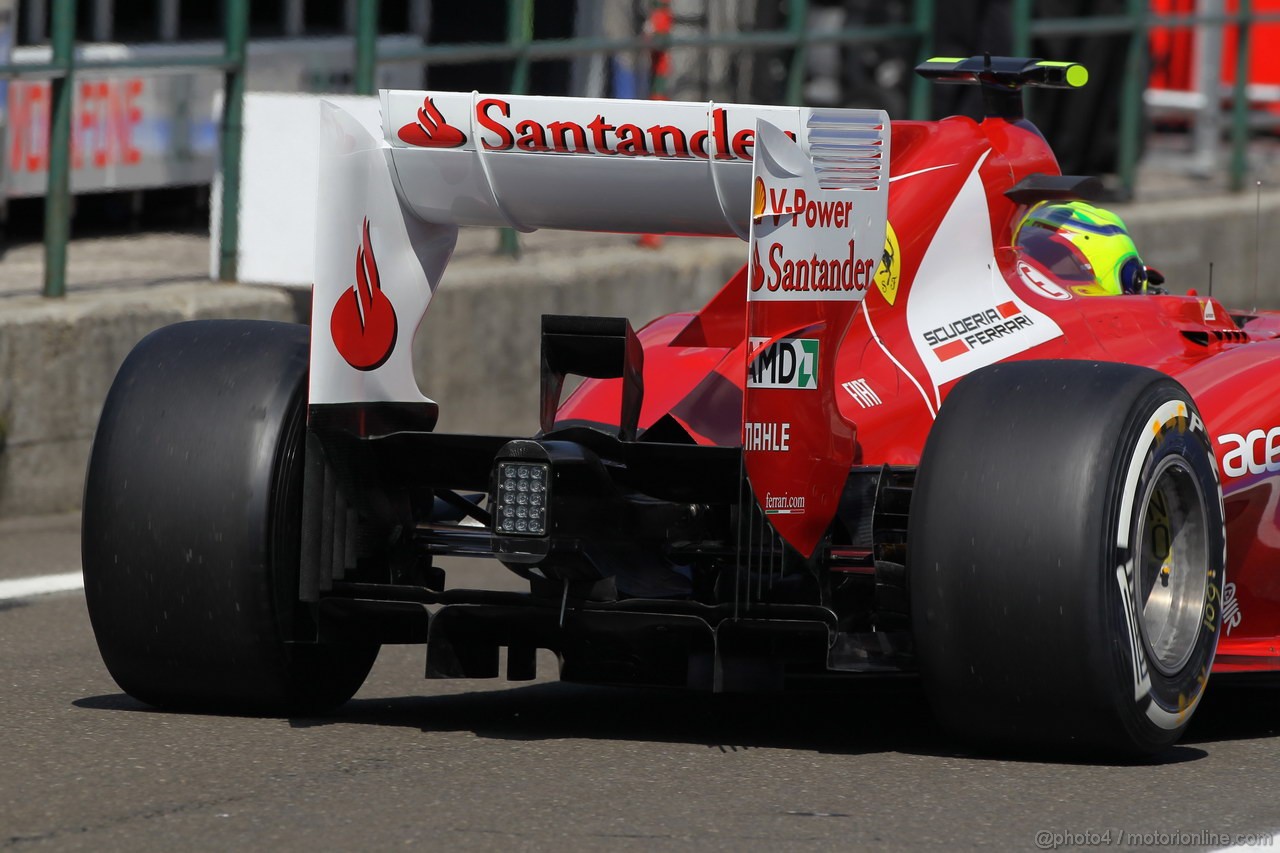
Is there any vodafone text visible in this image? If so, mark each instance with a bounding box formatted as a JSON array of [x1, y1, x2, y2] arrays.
[[476, 98, 772, 159]]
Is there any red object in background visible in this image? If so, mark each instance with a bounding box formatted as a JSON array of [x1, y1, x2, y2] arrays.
[[639, 1, 674, 248], [1220, 0, 1280, 88], [646, 0, 673, 99], [1149, 0, 1196, 91], [8, 78, 144, 174], [1149, 0, 1280, 95]]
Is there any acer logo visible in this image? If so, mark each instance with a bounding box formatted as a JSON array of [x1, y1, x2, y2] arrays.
[[1218, 427, 1280, 478]]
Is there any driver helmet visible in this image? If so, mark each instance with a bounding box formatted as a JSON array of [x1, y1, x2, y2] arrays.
[[1014, 200, 1149, 296]]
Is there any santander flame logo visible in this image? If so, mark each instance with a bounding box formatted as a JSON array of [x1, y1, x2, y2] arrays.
[[330, 219, 398, 371], [397, 96, 466, 148], [750, 243, 765, 292]]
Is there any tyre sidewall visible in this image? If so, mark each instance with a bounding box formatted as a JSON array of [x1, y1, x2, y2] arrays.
[[83, 320, 376, 714], [1094, 384, 1225, 750], [909, 361, 1225, 754]]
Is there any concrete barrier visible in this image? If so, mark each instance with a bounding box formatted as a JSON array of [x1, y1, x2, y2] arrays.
[[2, 189, 1280, 520], [0, 284, 296, 518], [0, 235, 743, 519], [1124, 191, 1280, 309]]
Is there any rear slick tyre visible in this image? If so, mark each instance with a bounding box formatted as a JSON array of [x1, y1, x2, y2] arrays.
[[909, 361, 1225, 755], [82, 320, 378, 715]]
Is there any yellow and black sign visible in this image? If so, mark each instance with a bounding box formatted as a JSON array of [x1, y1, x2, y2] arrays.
[[874, 222, 901, 305]]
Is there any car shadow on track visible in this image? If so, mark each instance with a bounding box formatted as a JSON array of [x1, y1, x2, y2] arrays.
[[311, 678, 952, 757], [74, 674, 1259, 766], [75, 678, 952, 758]]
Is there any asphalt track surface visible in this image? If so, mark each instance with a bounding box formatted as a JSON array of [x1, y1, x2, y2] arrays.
[[4, 514, 1280, 851]]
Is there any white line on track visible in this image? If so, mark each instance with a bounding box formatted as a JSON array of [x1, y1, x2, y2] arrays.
[[0, 571, 84, 602]]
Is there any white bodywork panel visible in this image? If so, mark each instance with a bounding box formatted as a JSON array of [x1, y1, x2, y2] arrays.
[[904, 156, 1063, 400]]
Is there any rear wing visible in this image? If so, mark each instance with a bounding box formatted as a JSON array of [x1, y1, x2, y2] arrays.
[[311, 91, 887, 412], [376, 90, 803, 238]]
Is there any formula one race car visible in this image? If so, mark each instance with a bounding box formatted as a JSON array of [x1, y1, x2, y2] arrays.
[[82, 56, 1280, 755]]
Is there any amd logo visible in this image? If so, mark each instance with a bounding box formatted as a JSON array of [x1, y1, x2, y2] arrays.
[[1218, 427, 1280, 478], [747, 337, 818, 390]]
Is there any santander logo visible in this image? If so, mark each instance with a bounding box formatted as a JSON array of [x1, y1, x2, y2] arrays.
[[393, 93, 775, 161], [473, 98, 760, 159], [397, 96, 466, 148], [330, 218, 398, 371]]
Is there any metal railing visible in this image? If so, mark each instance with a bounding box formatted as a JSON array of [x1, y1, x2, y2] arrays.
[[350, 0, 1278, 203], [18, 0, 1280, 296], [354, 0, 935, 257], [8, 0, 249, 297], [1013, 0, 1279, 196], [357, 0, 936, 112]]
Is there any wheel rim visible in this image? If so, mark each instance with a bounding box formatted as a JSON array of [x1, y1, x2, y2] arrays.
[[1135, 457, 1210, 677]]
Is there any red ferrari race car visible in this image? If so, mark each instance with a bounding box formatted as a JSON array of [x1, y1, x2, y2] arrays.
[[82, 56, 1280, 756]]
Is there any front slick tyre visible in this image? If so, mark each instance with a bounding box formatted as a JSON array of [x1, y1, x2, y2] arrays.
[[83, 320, 378, 716], [909, 361, 1225, 756]]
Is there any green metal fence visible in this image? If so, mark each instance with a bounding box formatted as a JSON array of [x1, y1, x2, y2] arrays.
[[15, 0, 1280, 297], [1012, 0, 1271, 194], [2, 0, 249, 297], [351, 0, 1274, 253]]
